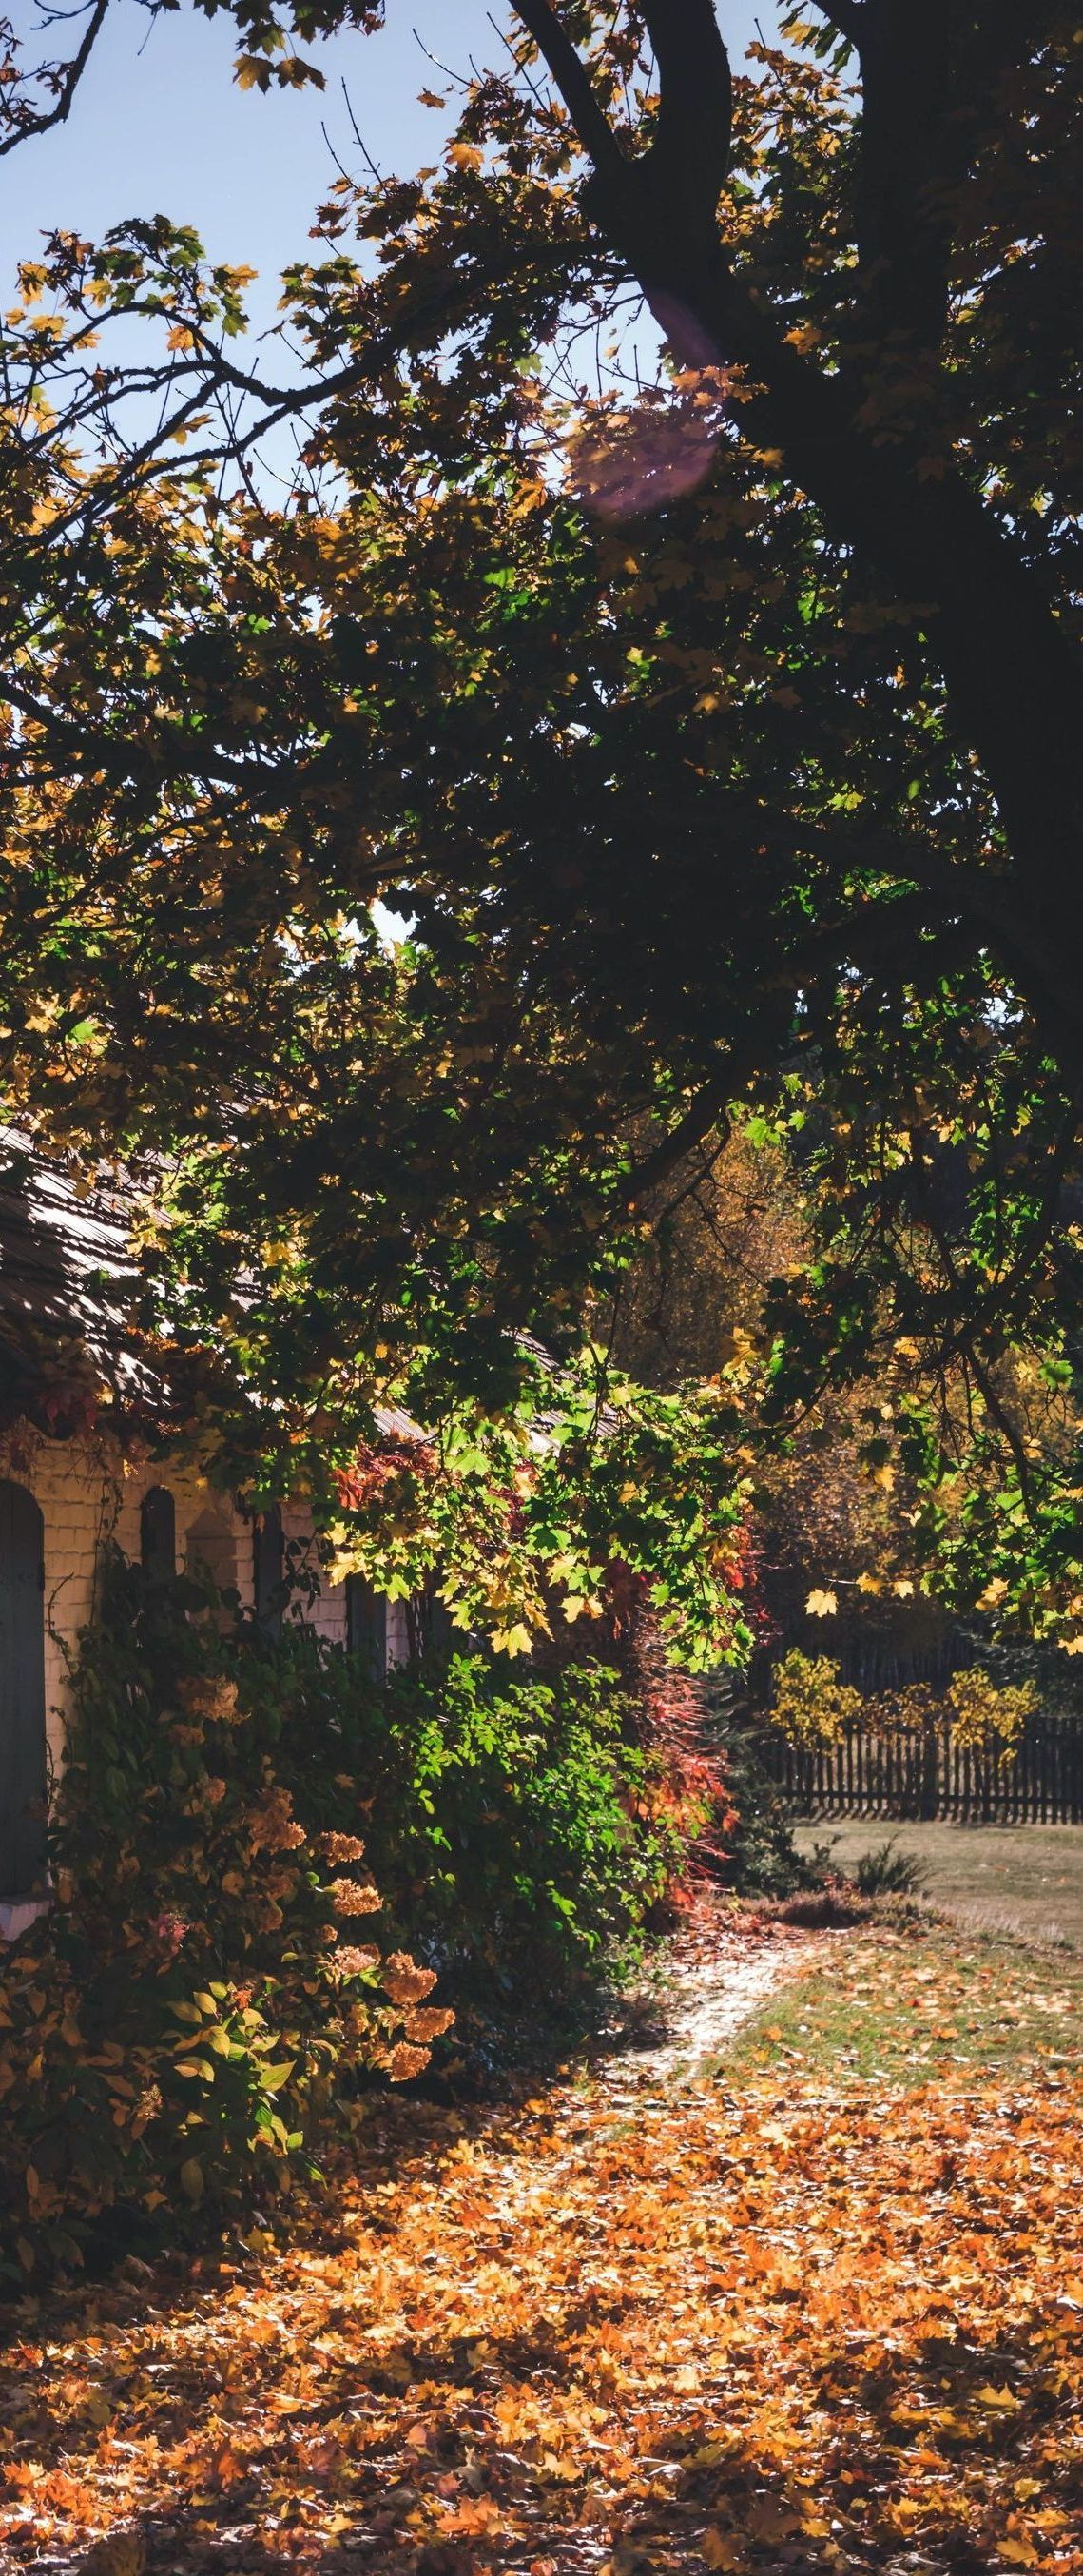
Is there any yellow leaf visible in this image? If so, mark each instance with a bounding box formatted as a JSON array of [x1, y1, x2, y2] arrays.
[[496, 1622, 533, 1655], [805, 1588, 838, 1618]]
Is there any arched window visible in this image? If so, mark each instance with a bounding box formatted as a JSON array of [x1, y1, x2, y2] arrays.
[[253, 1504, 284, 1635], [346, 1574, 387, 1684], [0, 1480, 47, 1903], [140, 1485, 176, 1587]]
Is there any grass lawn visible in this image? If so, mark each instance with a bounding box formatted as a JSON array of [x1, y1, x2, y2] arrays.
[[728, 1916, 1083, 2085], [793, 1816, 1083, 1946]]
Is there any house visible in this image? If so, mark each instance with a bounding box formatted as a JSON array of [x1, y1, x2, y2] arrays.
[[0, 1134, 410, 1930]]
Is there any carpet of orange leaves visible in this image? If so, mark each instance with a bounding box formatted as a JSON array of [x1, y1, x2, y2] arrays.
[[1, 1925, 1080, 2576]]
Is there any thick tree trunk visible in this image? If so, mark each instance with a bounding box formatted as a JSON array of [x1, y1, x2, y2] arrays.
[[677, 248, 1083, 1075]]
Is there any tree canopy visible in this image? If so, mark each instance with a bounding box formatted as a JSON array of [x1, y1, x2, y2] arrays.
[[1, 3, 1082, 1644]]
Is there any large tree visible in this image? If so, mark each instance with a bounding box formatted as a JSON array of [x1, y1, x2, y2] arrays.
[[5, 1, 1081, 1060], [2, 5, 1082, 1636]]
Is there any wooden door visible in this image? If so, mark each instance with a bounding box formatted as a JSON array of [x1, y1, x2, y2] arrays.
[[0, 1480, 47, 1902]]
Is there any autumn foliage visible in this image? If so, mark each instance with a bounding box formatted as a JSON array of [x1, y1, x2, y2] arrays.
[[0, 1556, 451, 2282], [768, 1649, 1042, 1764], [0, 1552, 730, 2280], [1, 1913, 1080, 2574]]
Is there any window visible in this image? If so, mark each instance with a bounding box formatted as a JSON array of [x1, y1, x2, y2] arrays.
[[140, 1485, 176, 1587], [0, 1480, 47, 1903], [346, 1574, 387, 1684], [253, 1505, 284, 1635], [405, 1582, 453, 1665]]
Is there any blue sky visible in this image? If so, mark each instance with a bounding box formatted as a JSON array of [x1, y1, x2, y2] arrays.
[[1, 2, 769, 335]]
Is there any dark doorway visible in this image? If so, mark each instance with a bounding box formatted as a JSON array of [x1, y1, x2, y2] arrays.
[[346, 1574, 387, 1685], [140, 1485, 176, 1587], [0, 1479, 47, 1902], [253, 1505, 285, 1635], [406, 1581, 453, 1665]]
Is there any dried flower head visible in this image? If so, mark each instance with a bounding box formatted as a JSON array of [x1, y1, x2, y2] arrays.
[[246, 1786, 306, 1854], [386, 2041, 430, 2083], [403, 2005, 454, 2043], [335, 1943, 382, 1979], [318, 1831, 367, 1865], [177, 1676, 241, 1726], [329, 1877, 382, 1916], [380, 1952, 438, 2008]]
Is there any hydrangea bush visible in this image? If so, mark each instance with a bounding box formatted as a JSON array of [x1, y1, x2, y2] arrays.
[[0, 1555, 449, 2282]]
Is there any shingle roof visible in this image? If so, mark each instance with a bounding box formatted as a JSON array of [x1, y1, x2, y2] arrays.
[[0, 1131, 157, 1423]]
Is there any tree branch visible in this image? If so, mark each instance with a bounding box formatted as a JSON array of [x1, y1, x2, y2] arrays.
[[640, 0, 732, 219], [808, 0, 866, 46], [624, 1080, 734, 1213], [0, 0, 110, 158], [621, 880, 950, 1214], [500, 14, 1083, 1071], [512, 0, 629, 186]]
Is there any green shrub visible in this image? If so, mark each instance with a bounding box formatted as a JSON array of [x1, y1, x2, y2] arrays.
[[697, 1682, 807, 1895], [330, 1651, 682, 1980], [0, 1559, 688, 2277], [852, 1838, 929, 1898], [190, 1620, 684, 1983]]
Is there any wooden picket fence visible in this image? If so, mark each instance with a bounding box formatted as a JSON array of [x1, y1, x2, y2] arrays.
[[764, 1709, 1083, 1824]]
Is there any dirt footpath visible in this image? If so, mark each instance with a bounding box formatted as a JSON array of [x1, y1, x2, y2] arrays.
[[600, 1897, 809, 2093]]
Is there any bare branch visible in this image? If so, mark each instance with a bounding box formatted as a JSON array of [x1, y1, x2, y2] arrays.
[[624, 1080, 734, 1213], [0, 0, 110, 158]]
